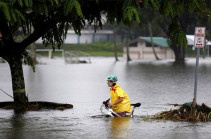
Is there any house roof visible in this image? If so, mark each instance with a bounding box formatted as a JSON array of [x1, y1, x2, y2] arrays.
[[138, 37, 169, 48]]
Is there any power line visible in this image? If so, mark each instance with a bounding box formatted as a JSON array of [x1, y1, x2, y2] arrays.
[[0, 88, 13, 99]]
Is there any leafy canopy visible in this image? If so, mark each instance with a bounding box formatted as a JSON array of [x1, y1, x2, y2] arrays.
[[0, 0, 140, 50], [0, 0, 210, 50]]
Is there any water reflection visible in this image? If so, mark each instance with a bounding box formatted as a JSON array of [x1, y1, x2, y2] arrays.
[[165, 123, 201, 139], [109, 117, 132, 139], [9, 112, 25, 139]]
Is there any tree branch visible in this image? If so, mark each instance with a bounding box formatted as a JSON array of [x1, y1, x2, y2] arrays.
[[19, 5, 70, 50], [19, 15, 62, 50]]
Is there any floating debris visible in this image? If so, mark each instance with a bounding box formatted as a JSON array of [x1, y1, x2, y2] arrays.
[[153, 101, 211, 122], [0, 101, 73, 111]]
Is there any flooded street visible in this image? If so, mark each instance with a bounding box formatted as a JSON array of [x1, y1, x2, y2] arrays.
[[0, 57, 211, 139]]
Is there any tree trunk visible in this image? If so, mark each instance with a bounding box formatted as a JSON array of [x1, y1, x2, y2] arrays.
[[8, 57, 28, 110], [113, 27, 119, 61], [148, 22, 160, 60], [171, 45, 185, 63], [126, 28, 131, 62]]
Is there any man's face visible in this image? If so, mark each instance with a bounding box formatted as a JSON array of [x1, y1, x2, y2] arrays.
[[107, 81, 113, 87]]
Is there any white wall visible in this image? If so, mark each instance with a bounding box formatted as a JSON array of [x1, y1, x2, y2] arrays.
[[123, 41, 175, 60], [36, 30, 116, 44]]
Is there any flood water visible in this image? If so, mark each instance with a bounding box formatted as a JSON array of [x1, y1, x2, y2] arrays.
[[0, 57, 211, 139]]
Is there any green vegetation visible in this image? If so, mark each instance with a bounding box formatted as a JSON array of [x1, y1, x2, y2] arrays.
[[84, 51, 123, 57], [35, 43, 208, 57], [185, 46, 208, 57], [35, 42, 123, 57], [153, 101, 211, 122], [36, 51, 63, 57]]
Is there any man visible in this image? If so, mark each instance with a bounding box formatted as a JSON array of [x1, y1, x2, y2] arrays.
[[106, 75, 132, 117]]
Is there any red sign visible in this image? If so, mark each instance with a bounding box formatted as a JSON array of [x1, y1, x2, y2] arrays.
[[194, 27, 206, 48]]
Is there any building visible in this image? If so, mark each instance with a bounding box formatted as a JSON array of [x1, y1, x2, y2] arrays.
[[36, 30, 121, 44], [186, 35, 211, 46], [123, 37, 175, 60]]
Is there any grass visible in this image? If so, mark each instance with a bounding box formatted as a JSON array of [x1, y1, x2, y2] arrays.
[[85, 51, 123, 56], [36, 51, 63, 57], [36, 51, 123, 57], [33, 42, 123, 57]]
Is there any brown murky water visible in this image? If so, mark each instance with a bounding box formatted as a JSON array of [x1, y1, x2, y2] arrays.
[[0, 57, 211, 139]]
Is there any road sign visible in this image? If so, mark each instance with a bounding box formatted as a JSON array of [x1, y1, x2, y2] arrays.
[[194, 27, 206, 48], [193, 27, 206, 112]]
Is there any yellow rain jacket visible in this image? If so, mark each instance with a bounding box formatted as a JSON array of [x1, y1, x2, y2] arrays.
[[110, 84, 132, 113]]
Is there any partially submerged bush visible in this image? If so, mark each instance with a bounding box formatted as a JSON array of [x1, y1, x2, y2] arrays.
[[153, 102, 211, 122]]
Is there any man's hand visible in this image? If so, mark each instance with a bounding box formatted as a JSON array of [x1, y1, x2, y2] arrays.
[[108, 97, 124, 108], [108, 103, 113, 108]]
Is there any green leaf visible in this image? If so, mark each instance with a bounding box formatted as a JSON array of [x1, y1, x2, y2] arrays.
[[133, 8, 140, 23], [160, 0, 174, 17], [22, 51, 35, 72], [28, 0, 33, 7], [74, 0, 83, 18], [123, 6, 140, 23], [11, 10, 17, 22], [24, 0, 29, 7], [64, 0, 76, 15], [168, 17, 187, 48], [15, 9, 25, 21], [143, 0, 148, 8], [193, 0, 201, 10], [150, 0, 158, 9], [168, 1, 174, 17], [54, 0, 59, 5], [44, 4, 49, 16], [18, 0, 23, 7], [0, 2, 11, 21], [208, 15, 211, 22]]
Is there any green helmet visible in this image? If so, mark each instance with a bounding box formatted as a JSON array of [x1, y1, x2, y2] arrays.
[[106, 75, 118, 82]]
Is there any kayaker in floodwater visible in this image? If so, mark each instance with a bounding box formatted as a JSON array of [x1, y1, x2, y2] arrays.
[[106, 75, 132, 117]]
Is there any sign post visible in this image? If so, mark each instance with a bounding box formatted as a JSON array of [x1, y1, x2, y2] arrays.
[[193, 27, 206, 111]]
